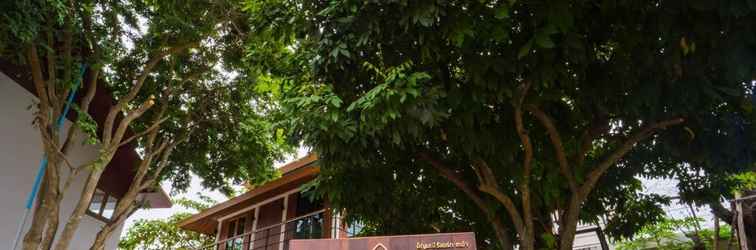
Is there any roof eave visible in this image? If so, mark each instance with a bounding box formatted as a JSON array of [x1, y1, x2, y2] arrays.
[[178, 164, 320, 235]]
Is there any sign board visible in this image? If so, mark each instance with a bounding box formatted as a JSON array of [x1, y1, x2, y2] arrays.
[[289, 232, 476, 250]]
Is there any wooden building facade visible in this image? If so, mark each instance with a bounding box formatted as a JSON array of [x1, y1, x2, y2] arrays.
[[179, 155, 347, 250]]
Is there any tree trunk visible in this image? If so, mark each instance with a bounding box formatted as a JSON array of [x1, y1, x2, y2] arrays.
[[711, 202, 734, 226], [53, 94, 155, 250], [89, 226, 113, 250], [22, 174, 50, 250], [18, 14, 190, 250], [489, 215, 515, 250], [419, 153, 517, 250], [89, 203, 138, 250], [86, 167, 146, 250], [41, 213, 59, 250], [40, 154, 63, 250], [40, 193, 61, 250], [555, 118, 684, 250], [53, 157, 109, 250], [111, 157, 152, 217], [714, 216, 720, 250], [87, 130, 178, 250], [558, 196, 582, 250], [23, 43, 56, 249], [23, 147, 62, 250]]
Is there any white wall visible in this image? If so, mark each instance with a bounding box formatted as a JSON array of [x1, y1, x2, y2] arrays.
[[0, 72, 123, 250], [572, 224, 612, 250]]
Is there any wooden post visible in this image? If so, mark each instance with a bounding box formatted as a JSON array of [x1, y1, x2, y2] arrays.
[[714, 216, 720, 250], [251, 208, 259, 250], [279, 195, 288, 250], [735, 193, 749, 250]]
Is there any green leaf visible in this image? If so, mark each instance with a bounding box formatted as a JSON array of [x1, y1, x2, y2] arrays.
[[72, 105, 100, 145], [495, 5, 510, 19], [518, 40, 533, 59], [492, 26, 509, 42], [535, 33, 555, 48], [330, 48, 341, 59], [417, 15, 433, 27], [329, 96, 343, 107], [337, 16, 354, 24], [542, 233, 557, 249], [340, 48, 351, 58]]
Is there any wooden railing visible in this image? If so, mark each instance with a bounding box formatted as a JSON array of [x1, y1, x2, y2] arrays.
[[198, 211, 325, 250]]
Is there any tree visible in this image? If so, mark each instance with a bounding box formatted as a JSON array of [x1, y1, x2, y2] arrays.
[[1, 0, 286, 249], [242, 1, 756, 249], [616, 216, 734, 250], [118, 196, 217, 250]]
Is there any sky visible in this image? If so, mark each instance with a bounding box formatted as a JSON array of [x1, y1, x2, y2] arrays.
[[122, 176, 230, 232]]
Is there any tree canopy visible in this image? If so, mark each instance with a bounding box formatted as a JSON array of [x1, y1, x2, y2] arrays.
[[1, 0, 287, 194], [616, 216, 734, 250], [242, 0, 756, 249], [1, 0, 288, 249]]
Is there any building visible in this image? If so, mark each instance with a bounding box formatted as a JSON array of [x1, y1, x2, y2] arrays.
[[179, 155, 610, 250], [0, 62, 171, 249], [179, 154, 335, 250], [573, 224, 611, 250], [735, 190, 755, 249]]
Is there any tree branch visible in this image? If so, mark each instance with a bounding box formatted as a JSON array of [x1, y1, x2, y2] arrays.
[[557, 117, 684, 250], [564, 117, 684, 250], [118, 116, 169, 147], [141, 131, 191, 190], [61, 0, 75, 89], [471, 159, 527, 237], [525, 104, 578, 192], [143, 90, 173, 151], [109, 98, 156, 148], [574, 114, 610, 168], [579, 117, 685, 197], [102, 42, 198, 144], [710, 201, 734, 225], [416, 152, 516, 249], [45, 24, 59, 112], [512, 81, 535, 249], [61, 165, 83, 194], [123, 42, 199, 104], [60, 69, 99, 156], [81, 68, 99, 112], [28, 45, 51, 126], [79, 2, 100, 64]]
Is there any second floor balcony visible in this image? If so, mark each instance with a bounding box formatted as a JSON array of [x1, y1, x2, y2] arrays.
[[203, 210, 326, 250]]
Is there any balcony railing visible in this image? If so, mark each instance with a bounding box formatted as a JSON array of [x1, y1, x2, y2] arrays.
[[199, 211, 325, 250]]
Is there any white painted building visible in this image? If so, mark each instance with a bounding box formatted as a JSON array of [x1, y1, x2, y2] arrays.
[[0, 65, 171, 250], [573, 224, 612, 250]]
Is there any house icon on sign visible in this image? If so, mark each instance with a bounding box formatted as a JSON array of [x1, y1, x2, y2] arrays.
[[372, 243, 387, 250]]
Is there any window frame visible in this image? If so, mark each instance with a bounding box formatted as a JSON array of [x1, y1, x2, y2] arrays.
[[224, 216, 247, 250], [85, 188, 119, 223]]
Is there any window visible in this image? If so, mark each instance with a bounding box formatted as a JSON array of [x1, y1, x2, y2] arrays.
[[102, 195, 117, 218], [291, 212, 323, 240], [225, 216, 247, 250], [295, 192, 323, 216], [285, 192, 324, 240], [346, 220, 365, 237], [86, 188, 119, 222]]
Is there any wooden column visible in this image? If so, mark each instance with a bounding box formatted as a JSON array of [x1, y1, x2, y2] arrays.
[[279, 195, 289, 250]]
